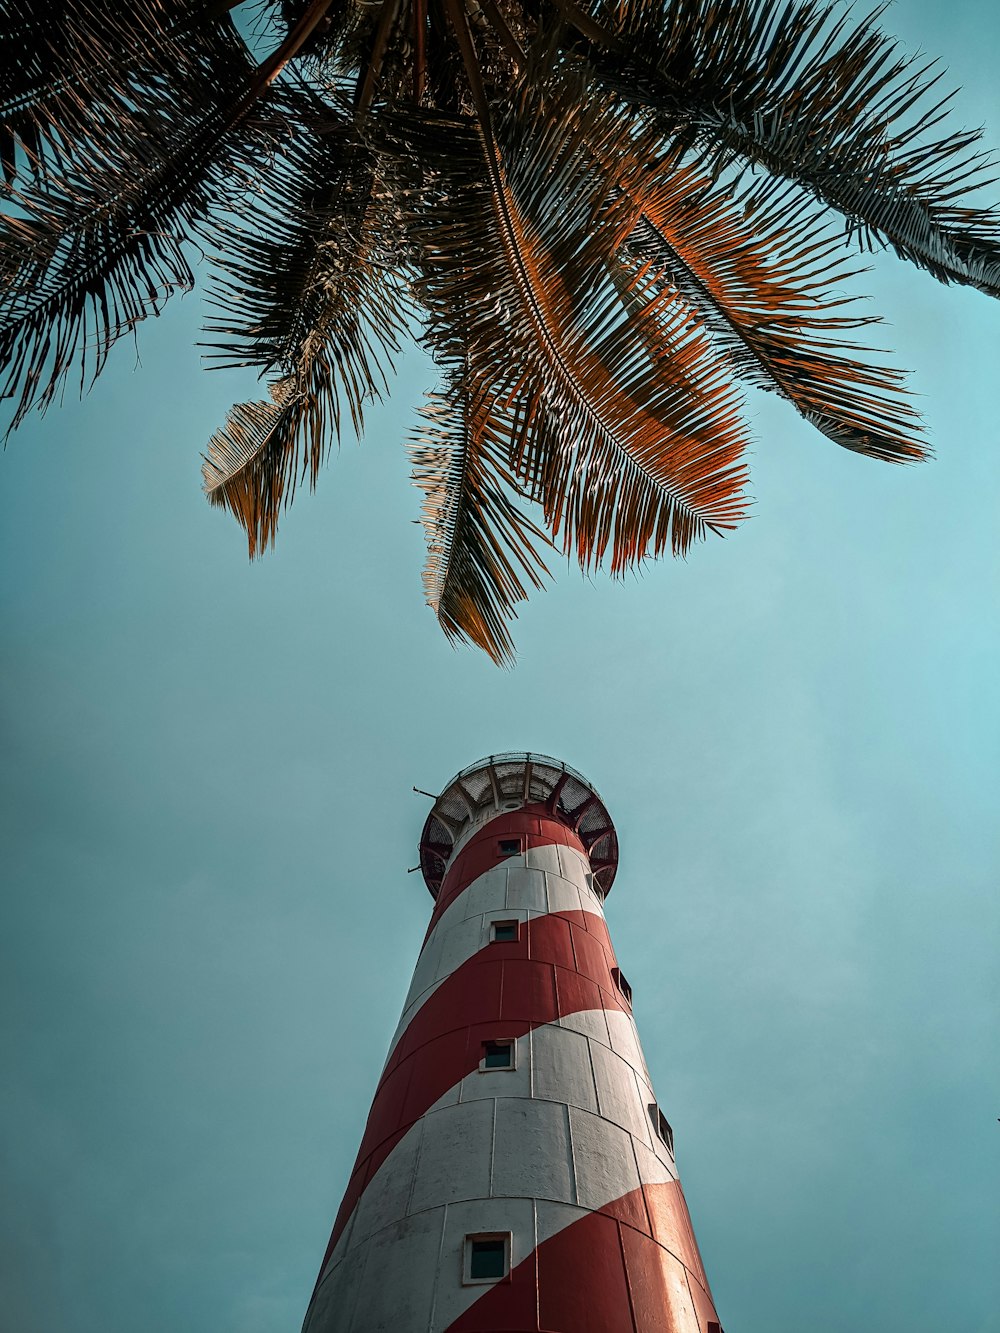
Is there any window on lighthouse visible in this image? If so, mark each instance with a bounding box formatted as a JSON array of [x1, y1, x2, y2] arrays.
[[481, 1039, 514, 1070], [463, 1233, 511, 1284], [649, 1102, 675, 1155], [497, 836, 523, 857], [491, 920, 519, 943], [611, 966, 633, 1007]]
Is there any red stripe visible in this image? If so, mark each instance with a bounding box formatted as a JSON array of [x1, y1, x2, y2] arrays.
[[313, 906, 625, 1283], [444, 1182, 720, 1332], [428, 806, 589, 929]]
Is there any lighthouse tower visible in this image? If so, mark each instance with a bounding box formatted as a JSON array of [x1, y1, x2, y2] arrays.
[[302, 753, 723, 1333]]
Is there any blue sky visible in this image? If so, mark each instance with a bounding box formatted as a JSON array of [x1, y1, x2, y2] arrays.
[[1, 3, 998, 1330]]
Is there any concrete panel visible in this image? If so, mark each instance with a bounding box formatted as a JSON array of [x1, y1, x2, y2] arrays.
[[383, 945, 444, 1057], [500, 957, 558, 1022], [349, 1115, 424, 1248], [384, 990, 437, 1067], [544, 873, 586, 916], [387, 990, 429, 1059], [642, 1180, 709, 1288], [620, 1227, 705, 1333], [430, 1197, 536, 1333], [523, 843, 563, 874], [536, 1209, 635, 1333], [348, 1210, 444, 1333], [631, 1065, 658, 1119], [319, 1200, 358, 1283], [629, 1065, 674, 1163], [558, 1005, 612, 1049], [436, 915, 490, 981], [492, 1097, 575, 1203], [605, 1008, 651, 1080], [571, 923, 614, 983], [504, 865, 550, 912], [409, 1099, 496, 1213], [459, 1041, 532, 1104], [393, 914, 483, 1023], [305, 1235, 368, 1333], [687, 1263, 723, 1332], [534, 1197, 591, 1247], [530, 1024, 599, 1113], [632, 1137, 678, 1189], [422, 1070, 464, 1112], [556, 842, 593, 885], [568, 1105, 642, 1215], [590, 1040, 651, 1142], [527, 911, 576, 968], [409, 930, 443, 998], [460, 865, 509, 920], [385, 904, 506, 1067], [329, 1079, 472, 1274], [553, 843, 607, 914]]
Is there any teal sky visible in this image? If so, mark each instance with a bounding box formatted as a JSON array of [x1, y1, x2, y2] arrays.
[[1, 3, 998, 1330]]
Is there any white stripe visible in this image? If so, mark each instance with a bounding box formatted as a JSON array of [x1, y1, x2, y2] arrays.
[[382, 845, 606, 1068], [306, 1010, 677, 1333]]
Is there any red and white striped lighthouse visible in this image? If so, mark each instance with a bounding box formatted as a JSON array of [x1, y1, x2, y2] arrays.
[[302, 753, 723, 1332]]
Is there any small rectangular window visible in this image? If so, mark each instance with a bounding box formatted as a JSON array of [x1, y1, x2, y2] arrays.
[[649, 1102, 674, 1154], [491, 920, 519, 943], [481, 1039, 514, 1070], [497, 837, 523, 857], [611, 966, 632, 1006], [707, 1323, 723, 1333], [463, 1233, 511, 1284]]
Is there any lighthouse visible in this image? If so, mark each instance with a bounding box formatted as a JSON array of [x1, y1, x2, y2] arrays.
[[302, 753, 723, 1332]]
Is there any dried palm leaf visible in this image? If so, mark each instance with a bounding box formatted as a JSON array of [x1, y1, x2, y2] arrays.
[[410, 368, 551, 665], [617, 141, 925, 461], [201, 380, 307, 555]]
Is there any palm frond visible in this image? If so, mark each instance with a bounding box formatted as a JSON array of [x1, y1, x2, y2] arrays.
[[502, 245, 752, 569], [0, 1, 241, 185], [204, 117, 408, 439], [202, 380, 308, 555], [0, 60, 288, 430], [619, 144, 925, 462], [4, 0, 999, 661], [0, 1, 346, 431], [568, 0, 1000, 295], [201, 118, 410, 551], [410, 369, 551, 665], [396, 85, 750, 572]]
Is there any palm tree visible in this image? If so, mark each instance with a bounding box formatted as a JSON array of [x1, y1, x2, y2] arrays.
[[2, 0, 998, 661]]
